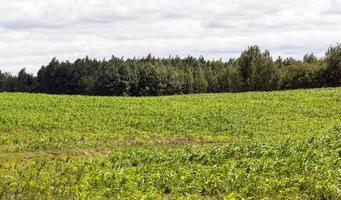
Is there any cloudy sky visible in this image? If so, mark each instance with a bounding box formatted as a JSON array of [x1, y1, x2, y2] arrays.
[[0, 0, 340, 74]]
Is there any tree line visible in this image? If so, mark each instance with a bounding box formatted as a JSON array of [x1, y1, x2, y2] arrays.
[[0, 44, 341, 96]]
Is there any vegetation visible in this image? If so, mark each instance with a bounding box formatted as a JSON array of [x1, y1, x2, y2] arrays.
[[0, 88, 340, 199], [1, 44, 341, 96]]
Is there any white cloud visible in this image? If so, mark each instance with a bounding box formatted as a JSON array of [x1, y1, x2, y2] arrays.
[[0, 0, 340, 74]]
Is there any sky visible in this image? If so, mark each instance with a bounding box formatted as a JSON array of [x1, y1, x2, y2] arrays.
[[0, 0, 341, 74]]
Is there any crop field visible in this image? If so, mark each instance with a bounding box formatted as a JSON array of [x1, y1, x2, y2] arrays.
[[0, 88, 341, 199]]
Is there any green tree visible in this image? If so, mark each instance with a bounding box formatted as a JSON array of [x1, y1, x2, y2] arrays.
[[238, 46, 278, 91], [193, 64, 208, 93], [164, 65, 182, 95], [0, 71, 5, 91], [275, 56, 283, 68], [227, 60, 243, 92], [17, 68, 36, 92], [282, 57, 301, 66], [2, 72, 17, 92], [137, 64, 161, 96], [182, 67, 194, 94], [303, 53, 318, 64], [324, 44, 341, 86], [280, 64, 324, 89], [93, 63, 116, 96]]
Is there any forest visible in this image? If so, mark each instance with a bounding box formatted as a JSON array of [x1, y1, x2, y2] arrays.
[[0, 44, 340, 96]]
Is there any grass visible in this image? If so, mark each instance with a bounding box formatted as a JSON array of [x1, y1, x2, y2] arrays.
[[0, 88, 340, 199]]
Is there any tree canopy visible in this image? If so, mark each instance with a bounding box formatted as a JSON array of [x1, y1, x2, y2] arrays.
[[1, 44, 341, 96]]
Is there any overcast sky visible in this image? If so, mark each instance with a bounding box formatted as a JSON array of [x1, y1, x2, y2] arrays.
[[0, 0, 340, 74]]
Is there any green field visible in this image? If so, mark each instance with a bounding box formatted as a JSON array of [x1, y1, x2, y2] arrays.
[[0, 88, 341, 199]]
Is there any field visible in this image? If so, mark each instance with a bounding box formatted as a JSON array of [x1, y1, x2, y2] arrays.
[[0, 88, 341, 199]]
